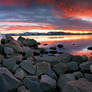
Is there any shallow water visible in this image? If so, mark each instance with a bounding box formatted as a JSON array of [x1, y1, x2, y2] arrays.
[[13, 35, 92, 57]]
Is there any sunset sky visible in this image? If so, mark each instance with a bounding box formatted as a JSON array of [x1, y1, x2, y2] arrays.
[[0, 0, 92, 33]]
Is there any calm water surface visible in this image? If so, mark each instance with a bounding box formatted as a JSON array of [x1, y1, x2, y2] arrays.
[[13, 35, 92, 57]]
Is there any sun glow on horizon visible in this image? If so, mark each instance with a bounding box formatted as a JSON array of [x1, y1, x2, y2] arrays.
[[0, 21, 92, 34]]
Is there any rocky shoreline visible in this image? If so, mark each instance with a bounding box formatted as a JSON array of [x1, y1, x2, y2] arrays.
[[0, 36, 92, 92]]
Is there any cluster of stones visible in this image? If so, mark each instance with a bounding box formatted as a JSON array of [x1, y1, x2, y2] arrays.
[[0, 36, 92, 92]]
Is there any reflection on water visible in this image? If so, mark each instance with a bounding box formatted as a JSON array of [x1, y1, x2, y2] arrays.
[[13, 35, 92, 57]]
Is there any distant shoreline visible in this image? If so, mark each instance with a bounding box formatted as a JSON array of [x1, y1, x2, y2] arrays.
[[2, 34, 92, 36]]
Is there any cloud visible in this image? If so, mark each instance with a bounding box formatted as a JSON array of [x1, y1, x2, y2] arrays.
[[52, 0, 92, 18], [0, 0, 92, 33]]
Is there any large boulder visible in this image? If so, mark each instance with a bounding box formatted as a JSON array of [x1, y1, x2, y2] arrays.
[[82, 55, 88, 62], [79, 61, 92, 72], [57, 74, 75, 91], [4, 46, 14, 55], [73, 71, 83, 80], [23, 76, 43, 92], [62, 78, 92, 92], [23, 46, 33, 59], [90, 65, 92, 73], [15, 68, 26, 80], [5, 40, 24, 54], [0, 67, 20, 92], [17, 36, 25, 43], [17, 86, 30, 92], [36, 62, 51, 75], [46, 69, 57, 80], [0, 67, 20, 82], [67, 62, 79, 72], [53, 62, 68, 75], [72, 55, 83, 64], [0, 74, 19, 92], [20, 60, 36, 75], [40, 75, 56, 88], [2, 58, 18, 72], [84, 73, 92, 82], [35, 53, 72, 66], [23, 38, 38, 48]]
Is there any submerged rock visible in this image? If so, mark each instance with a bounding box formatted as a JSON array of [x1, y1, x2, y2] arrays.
[[57, 44, 64, 48], [49, 47, 56, 50], [49, 50, 57, 54], [88, 46, 92, 50]]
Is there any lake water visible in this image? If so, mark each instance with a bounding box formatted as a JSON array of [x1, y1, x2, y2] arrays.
[[13, 35, 92, 57]]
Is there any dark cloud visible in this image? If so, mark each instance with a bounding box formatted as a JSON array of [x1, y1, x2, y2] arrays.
[[0, 0, 92, 33]]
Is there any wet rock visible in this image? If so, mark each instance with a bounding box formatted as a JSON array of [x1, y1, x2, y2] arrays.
[[59, 53, 72, 63], [39, 48, 47, 54], [35, 56, 60, 66], [20, 60, 36, 75], [23, 46, 33, 59], [23, 76, 43, 92], [0, 67, 20, 82], [44, 44, 48, 46], [33, 51, 40, 56], [23, 38, 38, 48], [88, 56, 92, 61], [37, 42, 40, 45], [36, 62, 50, 75], [46, 69, 57, 80], [18, 36, 25, 43], [79, 61, 92, 72], [1, 39, 8, 44], [49, 50, 57, 54], [57, 44, 64, 48], [17, 86, 30, 92], [0, 45, 4, 54], [57, 74, 75, 91], [40, 75, 56, 87], [0, 67, 20, 92], [88, 46, 92, 50], [82, 55, 88, 62], [53, 62, 68, 75], [0, 55, 3, 64], [40, 82, 54, 92], [12, 64, 19, 73], [6, 35, 14, 41], [36, 53, 72, 66], [15, 68, 26, 80], [4, 46, 14, 55], [73, 71, 83, 80], [90, 65, 92, 73], [6, 40, 24, 54], [67, 62, 79, 72], [84, 73, 92, 82], [0, 73, 19, 92], [2, 58, 17, 72], [64, 74, 75, 80], [49, 47, 56, 50], [62, 78, 92, 92], [72, 55, 83, 64]]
